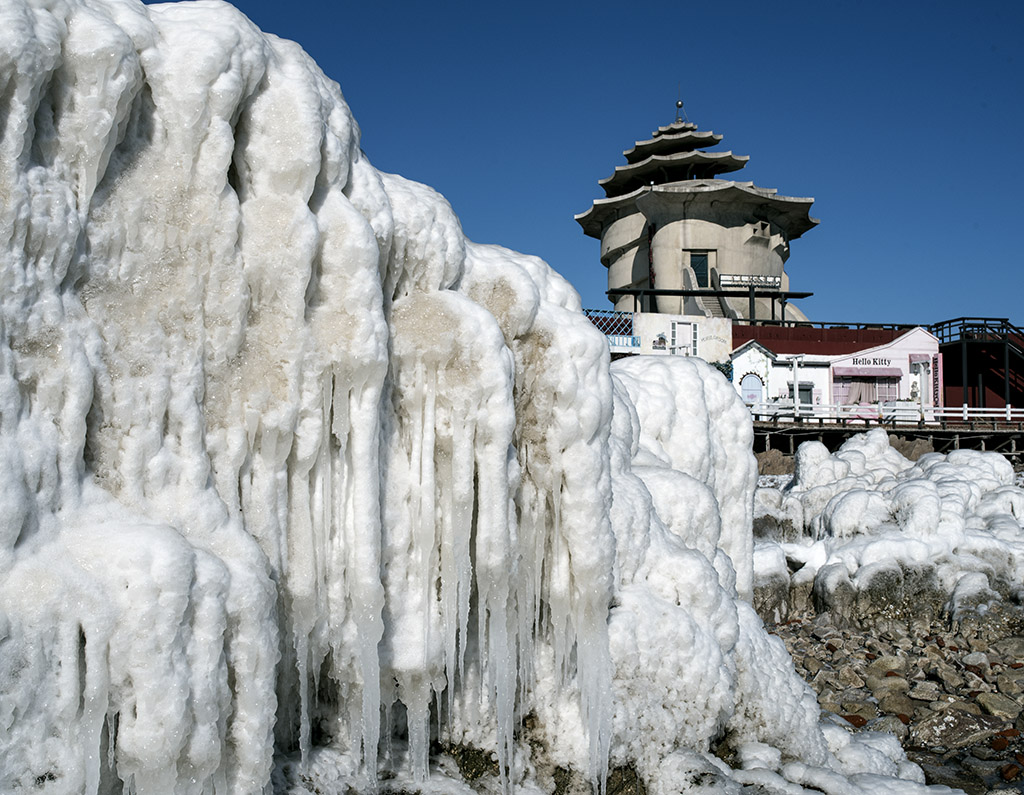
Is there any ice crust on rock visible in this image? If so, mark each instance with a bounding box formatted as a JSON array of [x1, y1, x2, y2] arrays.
[[755, 428, 1024, 622], [0, 2, 949, 793]]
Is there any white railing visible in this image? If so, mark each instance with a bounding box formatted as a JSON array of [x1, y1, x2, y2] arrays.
[[749, 401, 1024, 426], [932, 405, 1024, 423]]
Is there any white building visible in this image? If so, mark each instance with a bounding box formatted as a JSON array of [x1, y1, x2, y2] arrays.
[[586, 309, 732, 363], [731, 327, 942, 418]]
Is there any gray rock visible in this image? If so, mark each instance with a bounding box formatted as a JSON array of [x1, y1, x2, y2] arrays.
[[938, 666, 965, 689], [968, 637, 990, 653], [868, 715, 909, 740], [991, 636, 1024, 660], [961, 755, 1004, 775], [840, 700, 878, 720], [997, 674, 1024, 698], [878, 694, 917, 717], [836, 667, 865, 689], [866, 655, 907, 677], [867, 675, 910, 697], [811, 625, 835, 641], [962, 651, 989, 668], [976, 691, 1022, 720], [908, 681, 942, 701], [969, 744, 1002, 761], [909, 709, 1007, 749], [931, 700, 982, 716]]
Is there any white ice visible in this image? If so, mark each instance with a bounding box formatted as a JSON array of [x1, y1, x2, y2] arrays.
[[755, 428, 1024, 623], [0, 2, 957, 793]]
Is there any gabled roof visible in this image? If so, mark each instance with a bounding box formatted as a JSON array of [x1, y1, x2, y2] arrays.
[[731, 339, 777, 361]]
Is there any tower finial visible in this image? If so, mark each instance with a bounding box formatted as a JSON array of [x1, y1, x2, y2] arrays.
[[674, 86, 688, 124]]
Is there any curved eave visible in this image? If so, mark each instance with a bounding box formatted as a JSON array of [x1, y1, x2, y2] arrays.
[[575, 185, 649, 238], [623, 130, 723, 163], [653, 121, 697, 136], [598, 151, 749, 197], [576, 180, 819, 240]]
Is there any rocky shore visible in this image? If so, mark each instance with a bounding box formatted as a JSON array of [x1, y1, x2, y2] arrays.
[[768, 611, 1024, 793]]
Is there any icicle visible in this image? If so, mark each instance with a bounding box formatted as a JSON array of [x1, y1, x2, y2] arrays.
[[333, 377, 385, 788]]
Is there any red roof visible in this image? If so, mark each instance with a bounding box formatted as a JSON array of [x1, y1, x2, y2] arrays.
[[733, 325, 906, 356]]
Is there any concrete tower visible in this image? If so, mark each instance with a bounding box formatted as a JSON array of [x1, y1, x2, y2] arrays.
[[576, 110, 819, 322]]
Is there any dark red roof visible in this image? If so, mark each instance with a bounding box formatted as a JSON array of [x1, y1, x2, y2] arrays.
[[733, 325, 906, 356]]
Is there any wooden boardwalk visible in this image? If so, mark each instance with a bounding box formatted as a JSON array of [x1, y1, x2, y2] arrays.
[[753, 416, 1024, 467]]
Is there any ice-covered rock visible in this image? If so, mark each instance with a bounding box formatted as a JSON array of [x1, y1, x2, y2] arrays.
[[755, 429, 1024, 626], [1, 2, 948, 793]]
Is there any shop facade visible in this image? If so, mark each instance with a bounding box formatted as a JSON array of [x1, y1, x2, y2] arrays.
[[731, 327, 942, 417]]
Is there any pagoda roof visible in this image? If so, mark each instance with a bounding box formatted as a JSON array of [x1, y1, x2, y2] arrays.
[[576, 180, 819, 240], [599, 150, 749, 197], [624, 128, 724, 163]]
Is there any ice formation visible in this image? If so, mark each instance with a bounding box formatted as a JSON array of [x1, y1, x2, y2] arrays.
[[0, 2, 956, 793], [754, 429, 1024, 626]]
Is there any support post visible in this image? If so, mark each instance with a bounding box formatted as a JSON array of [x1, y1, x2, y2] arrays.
[[1005, 340, 1011, 410], [792, 356, 800, 420], [962, 338, 969, 412]]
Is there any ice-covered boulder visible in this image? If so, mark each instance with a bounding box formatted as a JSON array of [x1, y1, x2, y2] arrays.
[[1, 2, 950, 793], [755, 429, 1024, 627]]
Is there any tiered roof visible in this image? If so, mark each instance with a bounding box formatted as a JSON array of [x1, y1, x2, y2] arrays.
[[600, 121, 747, 197], [576, 115, 818, 241]]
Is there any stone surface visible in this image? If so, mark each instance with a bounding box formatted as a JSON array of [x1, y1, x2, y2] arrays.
[[908, 681, 942, 701], [765, 607, 1024, 794], [962, 651, 989, 668], [878, 694, 917, 716], [977, 692, 1022, 721], [866, 655, 907, 676], [869, 715, 910, 741], [992, 637, 1024, 660], [910, 710, 1007, 749]]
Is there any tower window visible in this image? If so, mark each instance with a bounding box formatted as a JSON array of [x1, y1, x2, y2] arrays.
[[690, 252, 709, 288]]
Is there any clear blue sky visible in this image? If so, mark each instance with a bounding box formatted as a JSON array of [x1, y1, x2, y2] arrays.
[[154, 0, 1022, 324]]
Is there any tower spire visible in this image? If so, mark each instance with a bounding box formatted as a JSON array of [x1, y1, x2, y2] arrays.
[[674, 86, 688, 124]]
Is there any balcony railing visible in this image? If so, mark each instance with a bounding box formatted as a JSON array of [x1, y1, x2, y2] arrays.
[[748, 401, 1024, 427], [584, 308, 634, 336]]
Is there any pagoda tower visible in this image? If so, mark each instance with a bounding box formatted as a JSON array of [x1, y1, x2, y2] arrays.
[[576, 107, 818, 322]]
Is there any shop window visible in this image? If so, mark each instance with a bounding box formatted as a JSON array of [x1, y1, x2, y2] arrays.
[[789, 382, 813, 406], [876, 378, 899, 402], [833, 377, 900, 404]]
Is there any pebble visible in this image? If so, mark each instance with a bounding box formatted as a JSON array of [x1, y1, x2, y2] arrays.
[[908, 681, 942, 701], [962, 651, 989, 668], [767, 611, 1024, 793]]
